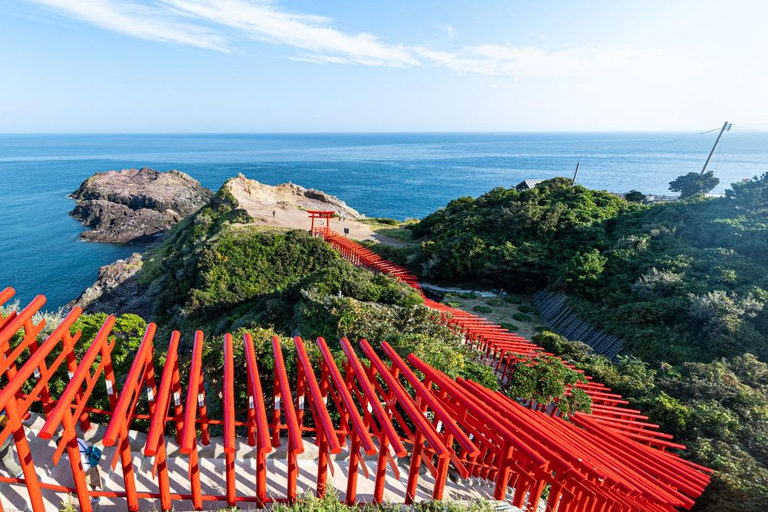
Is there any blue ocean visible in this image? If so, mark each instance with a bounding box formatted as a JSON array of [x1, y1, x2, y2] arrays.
[[1, 132, 766, 310]]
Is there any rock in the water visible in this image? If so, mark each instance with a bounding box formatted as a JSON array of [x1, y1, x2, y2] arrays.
[[70, 253, 154, 316], [70, 168, 212, 243]]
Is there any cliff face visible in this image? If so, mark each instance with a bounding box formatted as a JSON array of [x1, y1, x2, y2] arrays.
[[70, 168, 213, 243]]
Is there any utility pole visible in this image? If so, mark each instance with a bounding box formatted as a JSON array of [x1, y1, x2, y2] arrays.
[[571, 162, 580, 186], [701, 121, 732, 175]]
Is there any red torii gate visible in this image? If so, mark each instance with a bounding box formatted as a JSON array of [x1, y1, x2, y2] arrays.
[[0, 279, 711, 512], [307, 210, 335, 238]]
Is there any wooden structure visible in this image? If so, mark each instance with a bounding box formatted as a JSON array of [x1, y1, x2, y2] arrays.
[[307, 210, 335, 238]]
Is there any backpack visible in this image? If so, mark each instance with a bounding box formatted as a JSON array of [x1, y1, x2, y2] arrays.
[[85, 445, 102, 468]]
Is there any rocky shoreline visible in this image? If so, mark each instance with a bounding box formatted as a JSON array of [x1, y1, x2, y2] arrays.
[[69, 167, 212, 243]]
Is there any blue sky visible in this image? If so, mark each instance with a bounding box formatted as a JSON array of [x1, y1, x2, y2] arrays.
[[1, 0, 766, 132]]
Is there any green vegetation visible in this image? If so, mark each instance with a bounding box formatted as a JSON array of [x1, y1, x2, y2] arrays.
[[502, 295, 522, 304], [536, 330, 768, 511], [669, 170, 720, 198], [374, 226, 415, 243], [412, 178, 633, 290], [512, 312, 532, 322], [625, 189, 646, 203], [267, 488, 495, 512], [361, 217, 417, 244], [517, 305, 534, 313], [500, 323, 519, 331], [485, 298, 504, 306], [504, 354, 592, 415], [129, 181, 495, 394], [409, 174, 768, 509], [473, 305, 492, 314], [360, 217, 401, 226], [2, 312, 148, 420]]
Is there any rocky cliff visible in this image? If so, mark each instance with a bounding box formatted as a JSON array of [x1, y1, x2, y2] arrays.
[[70, 168, 213, 243]]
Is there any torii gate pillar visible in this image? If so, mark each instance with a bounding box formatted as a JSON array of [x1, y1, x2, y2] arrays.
[[307, 210, 335, 237]]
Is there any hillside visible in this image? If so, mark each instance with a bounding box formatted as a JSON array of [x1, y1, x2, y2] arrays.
[[71, 175, 496, 389], [405, 174, 768, 510]]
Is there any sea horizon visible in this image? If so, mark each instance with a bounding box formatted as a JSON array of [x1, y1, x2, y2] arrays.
[[1, 131, 764, 310]]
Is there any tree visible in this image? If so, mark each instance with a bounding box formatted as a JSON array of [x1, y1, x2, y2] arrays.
[[725, 173, 768, 211], [625, 190, 646, 202], [669, 171, 720, 198]]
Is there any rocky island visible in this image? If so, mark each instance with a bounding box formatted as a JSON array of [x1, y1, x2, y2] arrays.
[[70, 167, 213, 243]]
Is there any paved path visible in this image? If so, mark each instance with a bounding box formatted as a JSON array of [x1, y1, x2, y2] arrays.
[[1, 414, 509, 512]]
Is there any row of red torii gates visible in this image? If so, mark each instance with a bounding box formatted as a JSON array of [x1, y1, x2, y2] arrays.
[[0, 213, 711, 512]]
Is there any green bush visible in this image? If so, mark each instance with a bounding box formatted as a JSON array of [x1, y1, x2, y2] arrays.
[[486, 298, 504, 306], [412, 178, 633, 290], [518, 305, 535, 313], [473, 305, 493, 314], [512, 312, 533, 322], [445, 300, 463, 308], [503, 295, 523, 304], [504, 354, 592, 415], [459, 292, 479, 300], [500, 323, 520, 331], [361, 217, 400, 226]]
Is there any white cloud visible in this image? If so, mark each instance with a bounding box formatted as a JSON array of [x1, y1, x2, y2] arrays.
[[26, 0, 691, 84], [161, 0, 418, 67], [416, 44, 678, 79], [444, 24, 456, 38], [30, 0, 228, 51]]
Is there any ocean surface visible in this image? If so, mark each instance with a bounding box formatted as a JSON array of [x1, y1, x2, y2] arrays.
[[1, 132, 766, 311]]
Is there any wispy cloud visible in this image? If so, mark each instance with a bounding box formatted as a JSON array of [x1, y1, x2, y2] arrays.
[[161, 0, 418, 67], [444, 24, 456, 38], [416, 44, 671, 78], [31, 0, 228, 51], [26, 0, 681, 82]]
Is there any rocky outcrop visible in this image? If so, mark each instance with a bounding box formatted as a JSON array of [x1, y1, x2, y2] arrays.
[[70, 168, 212, 243], [70, 253, 155, 317], [228, 175, 363, 219]]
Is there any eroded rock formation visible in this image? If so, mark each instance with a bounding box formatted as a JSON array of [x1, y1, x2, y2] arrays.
[[70, 168, 212, 243]]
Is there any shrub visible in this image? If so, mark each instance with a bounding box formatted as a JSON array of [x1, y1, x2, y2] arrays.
[[361, 217, 400, 226], [473, 305, 493, 314], [500, 323, 520, 331], [486, 299, 504, 306], [503, 295, 523, 304], [631, 268, 684, 299], [504, 355, 592, 415], [518, 305, 534, 313], [513, 312, 533, 322], [460, 292, 479, 300], [445, 301, 463, 308]]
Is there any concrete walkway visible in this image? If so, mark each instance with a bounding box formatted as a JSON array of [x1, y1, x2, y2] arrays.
[[1, 414, 512, 512]]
